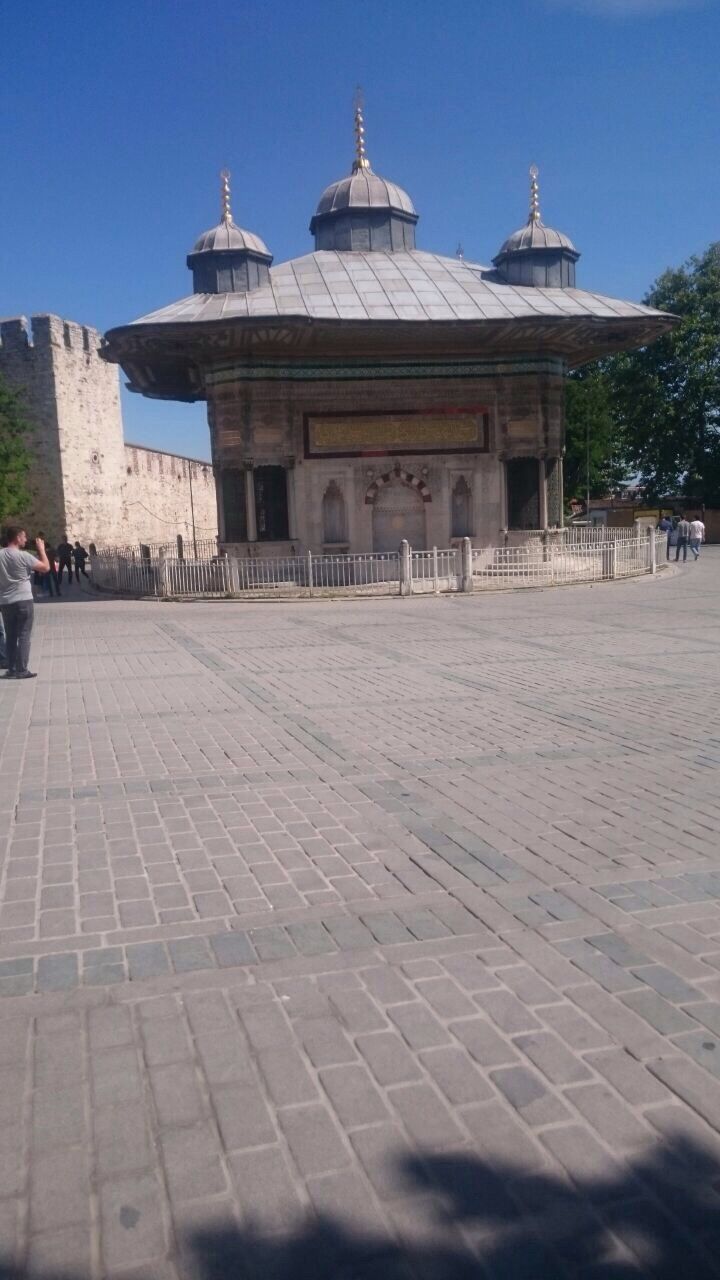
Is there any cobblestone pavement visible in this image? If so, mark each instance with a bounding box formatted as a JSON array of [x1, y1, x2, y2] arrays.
[[2, 556, 720, 1278]]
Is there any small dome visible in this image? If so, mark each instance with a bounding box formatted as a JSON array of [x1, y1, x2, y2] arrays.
[[497, 219, 576, 257], [315, 169, 416, 219], [192, 218, 270, 258]]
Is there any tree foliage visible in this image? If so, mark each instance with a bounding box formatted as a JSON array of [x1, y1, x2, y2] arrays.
[[608, 243, 720, 503], [0, 373, 32, 523], [564, 364, 628, 503]]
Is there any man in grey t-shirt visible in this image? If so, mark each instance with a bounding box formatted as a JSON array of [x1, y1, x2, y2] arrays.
[[0, 526, 50, 679]]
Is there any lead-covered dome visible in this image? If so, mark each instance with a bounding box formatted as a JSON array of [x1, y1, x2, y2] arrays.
[[191, 219, 271, 258], [310, 105, 418, 252], [494, 167, 579, 289], [187, 170, 272, 295]]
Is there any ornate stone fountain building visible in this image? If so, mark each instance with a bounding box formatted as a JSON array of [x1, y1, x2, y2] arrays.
[[103, 115, 672, 554]]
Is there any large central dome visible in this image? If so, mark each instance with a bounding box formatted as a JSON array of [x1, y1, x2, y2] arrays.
[[310, 105, 418, 252]]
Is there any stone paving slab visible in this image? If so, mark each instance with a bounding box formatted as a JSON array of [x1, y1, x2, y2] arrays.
[[1, 557, 720, 1276]]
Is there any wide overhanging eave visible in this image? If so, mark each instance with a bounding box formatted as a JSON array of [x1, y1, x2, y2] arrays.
[[102, 311, 677, 398]]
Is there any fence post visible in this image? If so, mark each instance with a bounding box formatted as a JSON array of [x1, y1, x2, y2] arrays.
[[158, 549, 168, 598], [307, 550, 314, 598], [648, 527, 656, 575], [611, 541, 618, 579], [460, 537, 474, 593], [399, 540, 411, 597]]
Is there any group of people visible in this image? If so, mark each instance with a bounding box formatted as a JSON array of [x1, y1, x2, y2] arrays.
[[659, 514, 706, 562], [35, 535, 89, 596], [0, 525, 90, 679]]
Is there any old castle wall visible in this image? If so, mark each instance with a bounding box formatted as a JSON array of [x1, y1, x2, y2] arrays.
[[123, 444, 218, 547], [0, 314, 218, 548]]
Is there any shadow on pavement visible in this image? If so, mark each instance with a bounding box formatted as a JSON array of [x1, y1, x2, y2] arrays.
[[1, 1139, 720, 1279]]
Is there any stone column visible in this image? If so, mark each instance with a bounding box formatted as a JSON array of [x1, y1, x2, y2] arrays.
[[286, 459, 297, 542], [244, 464, 257, 543], [538, 458, 548, 530], [546, 457, 563, 528]]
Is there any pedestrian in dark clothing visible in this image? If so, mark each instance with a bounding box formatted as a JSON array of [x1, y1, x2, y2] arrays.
[[56, 536, 74, 586], [35, 534, 60, 596], [675, 517, 691, 562], [658, 515, 673, 561], [73, 542, 89, 581], [0, 525, 50, 679]]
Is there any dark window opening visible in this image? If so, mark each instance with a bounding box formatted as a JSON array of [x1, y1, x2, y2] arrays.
[[451, 476, 473, 538], [221, 468, 247, 542], [506, 458, 540, 530], [255, 466, 289, 541]]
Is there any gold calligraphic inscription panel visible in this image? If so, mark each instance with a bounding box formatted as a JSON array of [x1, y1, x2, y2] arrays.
[[307, 413, 488, 456]]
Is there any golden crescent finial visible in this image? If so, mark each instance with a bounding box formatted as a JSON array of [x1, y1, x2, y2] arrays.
[[352, 85, 371, 173], [529, 164, 540, 224], [220, 168, 232, 224]]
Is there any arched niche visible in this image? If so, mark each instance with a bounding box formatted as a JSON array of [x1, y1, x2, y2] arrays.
[[322, 480, 347, 544]]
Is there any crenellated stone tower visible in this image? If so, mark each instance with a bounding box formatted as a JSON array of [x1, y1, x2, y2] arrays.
[[0, 315, 128, 542]]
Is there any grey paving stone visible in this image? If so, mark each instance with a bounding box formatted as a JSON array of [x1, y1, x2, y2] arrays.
[[621, 987, 698, 1035], [36, 952, 78, 992], [514, 1030, 592, 1085], [209, 931, 256, 968], [449, 1017, 518, 1067], [213, 1082, 277, 1150], [126, 942, 170, 980], [360, 912, 415, 944], [160, 1120, 228, 1203], [490, 1065, 570, 1126], [631, 964, 703, 1004], [387, 1082, 466, 1149], [278, 1103, 351, 1177], [586, 934, 652, 968], [388, 1002, 450, 1051], [99, 1172, 167, 1270], [418, 1046, 495, 1105], [286, 920, 337, 955], [356, 1030, 423, 1087], [248, 925, 296, 960], [168, 936, 216, 973], [319, 1063, 389, 1128], [229, 1146, 303, 1231]]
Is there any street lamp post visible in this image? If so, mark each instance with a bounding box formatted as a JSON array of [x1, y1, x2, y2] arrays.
[[188, 464, 197, 559]]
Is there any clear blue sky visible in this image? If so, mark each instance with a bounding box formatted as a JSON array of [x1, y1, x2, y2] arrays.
[[2, 0, 717, 460]]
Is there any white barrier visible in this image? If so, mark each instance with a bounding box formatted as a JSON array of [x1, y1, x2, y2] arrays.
[[90, 532, 667, 601]]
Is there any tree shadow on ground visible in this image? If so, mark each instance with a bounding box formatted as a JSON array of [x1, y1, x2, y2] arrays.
[[2, 1137, 720, 1280]]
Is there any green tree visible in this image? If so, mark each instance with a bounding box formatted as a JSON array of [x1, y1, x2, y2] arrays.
[[564, 364, 627, 506], [609, 243, 720, 503], [0, 374, 32, 522]]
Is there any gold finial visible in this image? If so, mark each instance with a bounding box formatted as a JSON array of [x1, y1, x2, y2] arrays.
[[352, 86, 371, 173], [220, 168, 232, 224], [529, 164, 541, 224]]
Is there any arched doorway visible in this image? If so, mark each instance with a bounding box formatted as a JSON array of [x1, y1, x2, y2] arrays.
[[372, 480, 427, 552]]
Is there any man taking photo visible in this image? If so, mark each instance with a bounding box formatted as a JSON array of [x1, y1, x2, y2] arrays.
[[0, 526, 50, 680]]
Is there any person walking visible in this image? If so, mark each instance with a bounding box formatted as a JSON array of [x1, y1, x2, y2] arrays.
[[56, 535, 74, 587], [73, 541, 89, 581], [658, 515, 673, 561], [689, 517, 706, 560], [36, 534, 60, 597], [675, 516, 691, 562], [0, 525, 50, 679]]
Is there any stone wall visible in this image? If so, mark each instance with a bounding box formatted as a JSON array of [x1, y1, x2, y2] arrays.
[[0, 313, 218, 549], [123, 445, 218, 547], [0, 316, 76, 538]]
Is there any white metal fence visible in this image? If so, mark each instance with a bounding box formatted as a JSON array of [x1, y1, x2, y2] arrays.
[[90, 532, 666, 601]]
